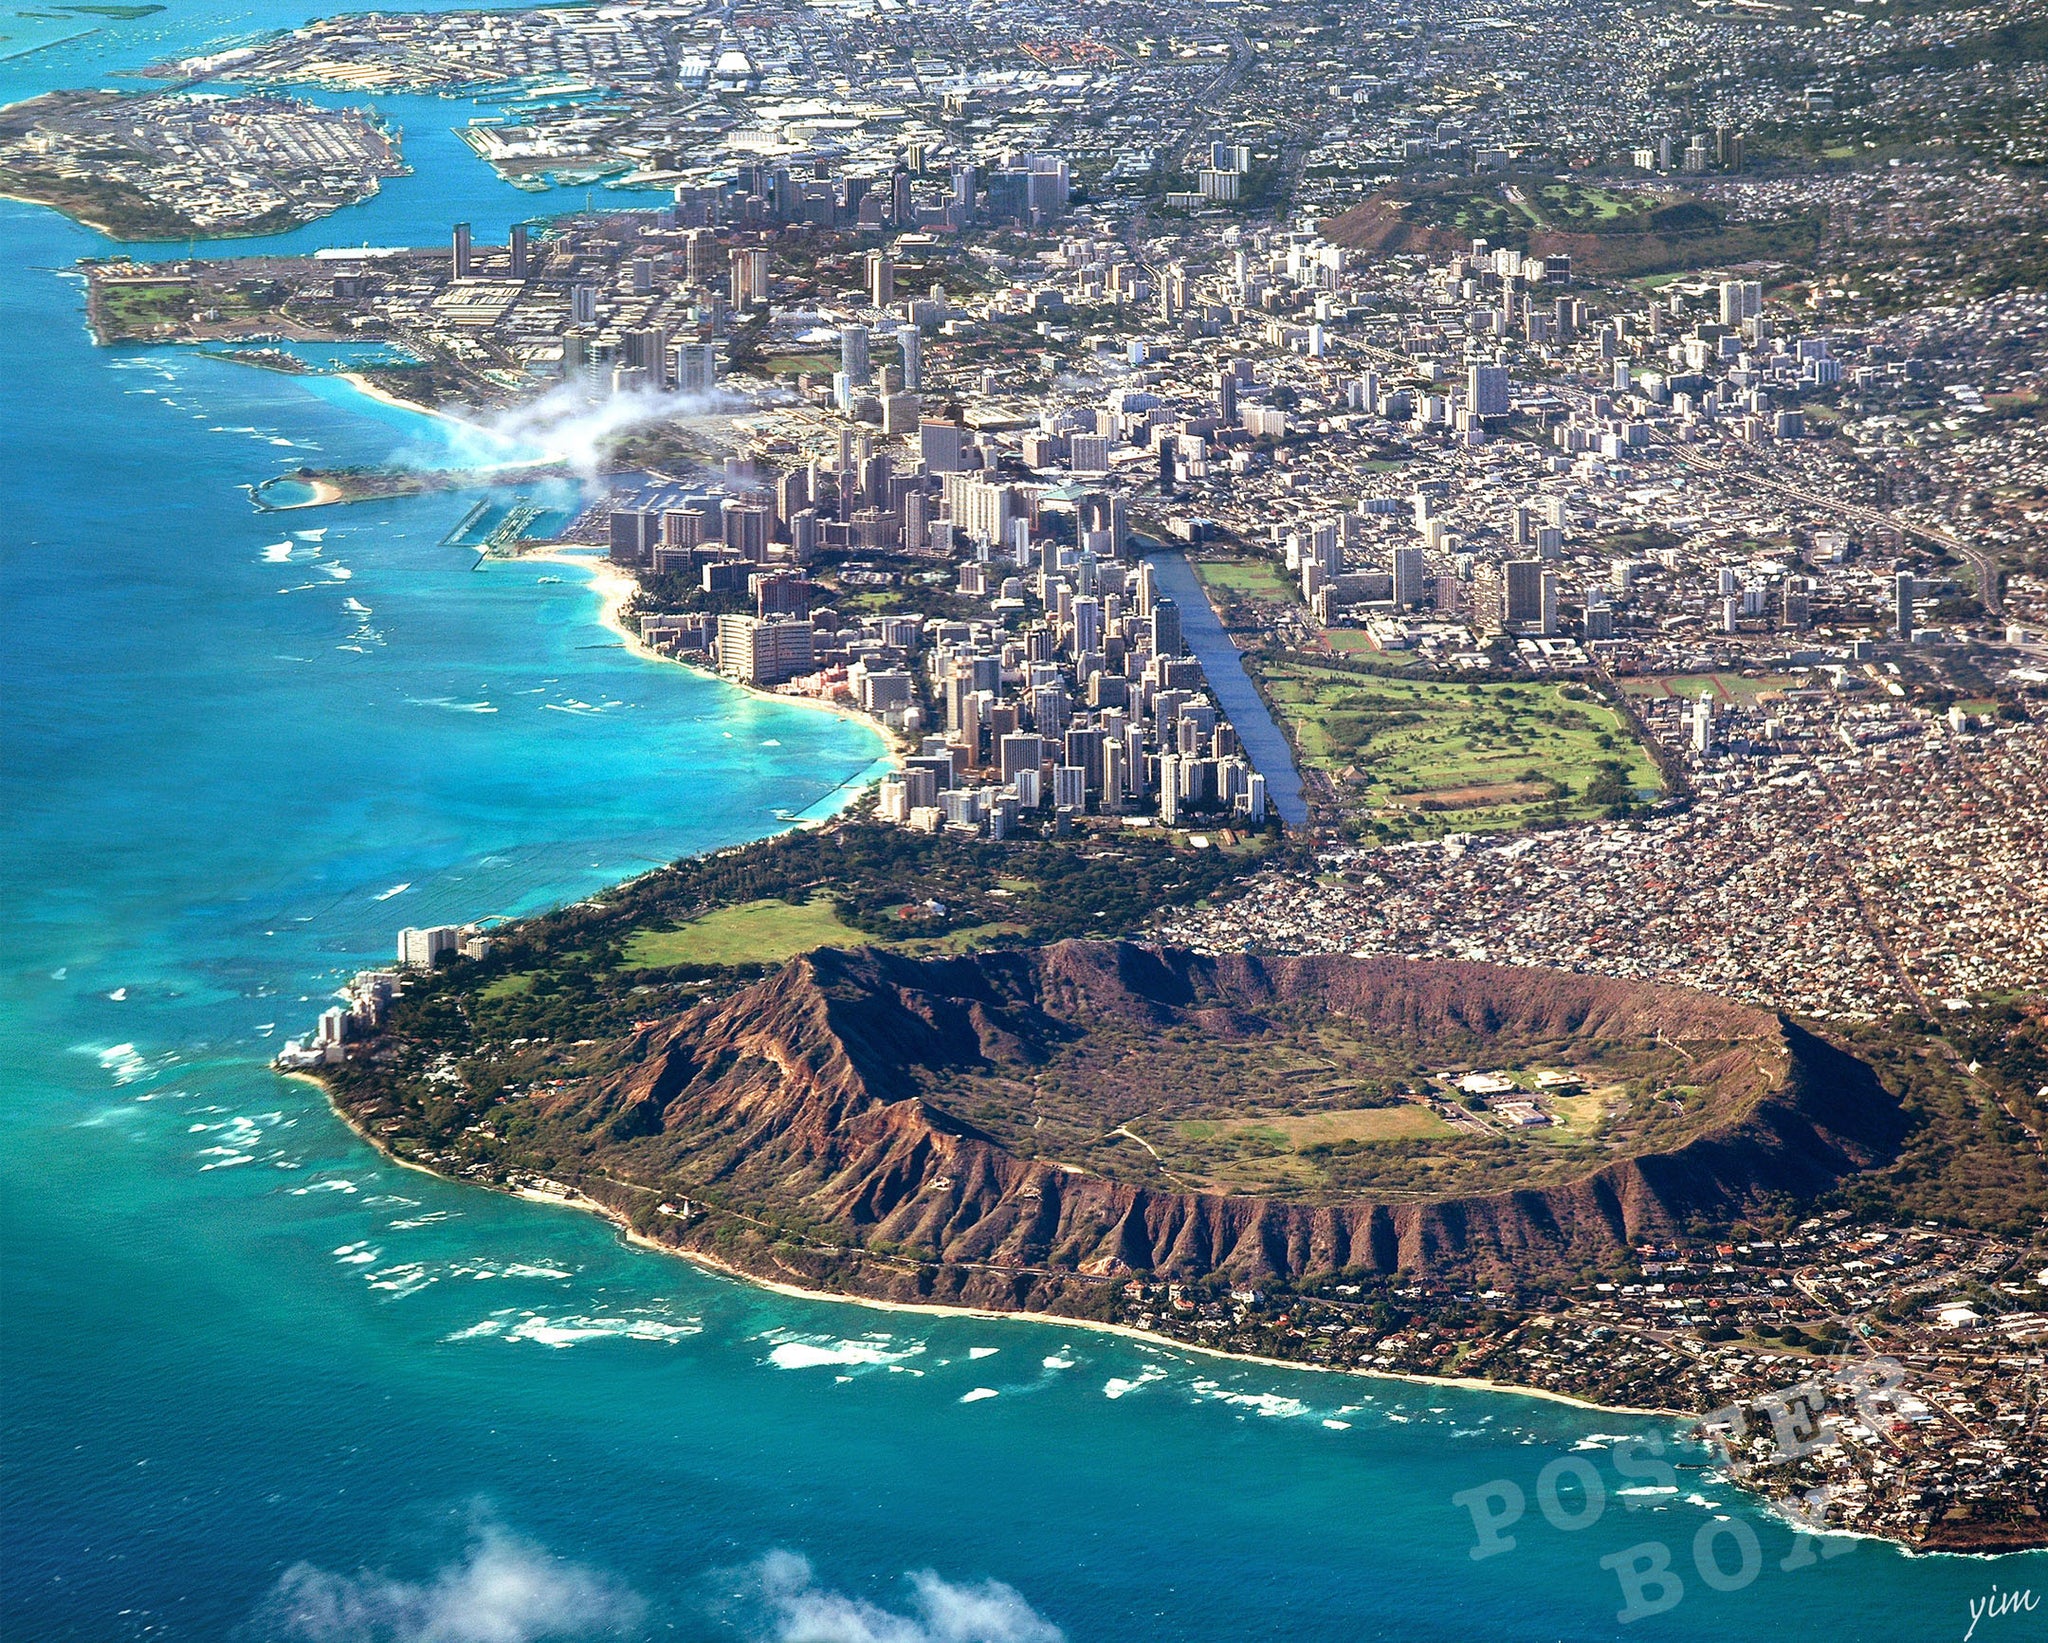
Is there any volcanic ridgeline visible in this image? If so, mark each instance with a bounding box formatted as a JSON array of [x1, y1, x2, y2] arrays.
[[408, 942, 1906, 1307]]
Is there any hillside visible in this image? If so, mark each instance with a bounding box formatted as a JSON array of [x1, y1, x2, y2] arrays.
[[334, 942, 1907, 1311], [1319, 179, 1823, 278]]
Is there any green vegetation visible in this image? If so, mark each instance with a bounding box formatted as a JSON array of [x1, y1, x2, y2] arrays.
[[623, 893, 872, 970], [94, 278, 198, 334], [355, 821, 1275, 1051], [1827, 1008, 2048, 1237], [922, 992, 1738, 1200], [0, 169, 203, 240], [1193, 555, 1296, 605], [757, 352, 837, 377], [1321, 177, 1824, 278], [1256, 664, 1663, 836], [89, 273, 291, 341]]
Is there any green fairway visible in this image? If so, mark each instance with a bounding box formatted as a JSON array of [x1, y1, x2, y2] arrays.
[[623, 894, 872, 969], [1259, 664, 1664, 835]]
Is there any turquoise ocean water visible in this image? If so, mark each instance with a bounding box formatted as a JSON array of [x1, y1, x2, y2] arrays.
[[3, 8, 2043, 1640]]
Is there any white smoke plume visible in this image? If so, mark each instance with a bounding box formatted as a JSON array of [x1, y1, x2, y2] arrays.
[[254, 1522, 646, 1643], [745, 1550, 1064, 1643]]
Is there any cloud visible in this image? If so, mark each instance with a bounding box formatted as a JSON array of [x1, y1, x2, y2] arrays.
[[399, 382, 741, 483], [254, 1523, 646, 1643], [745, 1551, 1062, 1643]]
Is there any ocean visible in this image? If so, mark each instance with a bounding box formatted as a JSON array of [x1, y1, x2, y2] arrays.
[[2, 7, 2042, 1640]]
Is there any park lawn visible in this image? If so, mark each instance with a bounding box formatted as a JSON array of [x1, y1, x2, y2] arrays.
[[480, 971, 536, 1000], [622, 896, 1025, 970], [899, 919, 1030, 954], [1194, 555, 1297, 604], [1536, 181, 1646, 226], [622, 893, 872, 969], [1260, 665, 1663, 834], [97, 280, 196, 332]]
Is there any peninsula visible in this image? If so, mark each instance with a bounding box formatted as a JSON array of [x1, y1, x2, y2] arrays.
[[294, 817, 2048, 1556], [0, 88, 404, 238]]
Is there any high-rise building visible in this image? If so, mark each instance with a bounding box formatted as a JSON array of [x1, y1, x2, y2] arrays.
[[1467, 363, 1511, 417], [1895, 568, 1915, 637], [722, 502, 772, 562], [1069, 434, 1111, 474], [868, 251, 894, 309], [509, 223, 529, 279], [397, 925, 461, 969], [1150, 597, 1182, 658], [672, 342, 719, 397], [451, 221, 472, 279], [1503, 558, 1545, 630], [920, 416, 969, 473], [839, 325, 871, 386], [607, 509, 659, 566], [999, 732, 1045, 785], [898, 327, 922, 391], [730, 246, 770, 306], [1718, 279, 1763, 327], [716, 614, 815, 685], [1392, 546, 1425, 608], [622, 326, 668, 386]]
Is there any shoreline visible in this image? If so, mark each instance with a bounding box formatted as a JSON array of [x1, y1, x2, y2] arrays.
[[309, 1068, 1681, 1421], [312, 374, 906, 770], [306, 1086, 2048, 1560], [334, 368, 503, 437], [296, 370, 906, 779], [253, 474, 346, 508], [519, 542, 912, 778]]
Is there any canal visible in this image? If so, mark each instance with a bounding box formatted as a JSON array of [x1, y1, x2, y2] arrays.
[[1143, 550, 1309, 827]]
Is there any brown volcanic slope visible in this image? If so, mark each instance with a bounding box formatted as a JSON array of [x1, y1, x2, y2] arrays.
[[523, 942, 1905, 1309]]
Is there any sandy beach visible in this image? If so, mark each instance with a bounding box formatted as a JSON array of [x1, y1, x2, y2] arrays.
[[310, 374, 906, 772], [253, 474, 347, 510], [334, 368, 481, 433], [519, 543, 911, 774]]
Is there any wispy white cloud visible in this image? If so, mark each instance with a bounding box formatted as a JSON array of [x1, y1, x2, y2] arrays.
[[256, 1522, 646, 1643], [398, 383, 745, 482], [746, 1551, 1063, 1643]]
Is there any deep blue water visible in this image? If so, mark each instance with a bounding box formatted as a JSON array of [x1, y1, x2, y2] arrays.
[[4, 7, 2045, 1642]]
